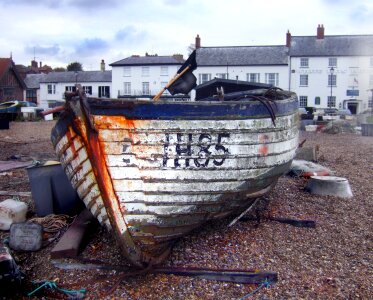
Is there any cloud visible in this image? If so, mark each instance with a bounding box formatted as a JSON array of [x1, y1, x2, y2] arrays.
[[75, 38, 109, 56], [1, 0, 121, 9], [24, 44, 61, 56], [115, 26, 147, 43]]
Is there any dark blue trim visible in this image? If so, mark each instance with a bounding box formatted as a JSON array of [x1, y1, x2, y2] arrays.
[[88, 98, 298, 120]]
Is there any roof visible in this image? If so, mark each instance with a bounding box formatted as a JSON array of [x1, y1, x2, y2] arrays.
[[40, 71, 112, 83], [196, 46, 289, 66], [110, 55, 184, 66], [24, 73, 47, 89], [0, 58, 26, 88], [289, 35, 373, 57], [0, 58, 12, 81]]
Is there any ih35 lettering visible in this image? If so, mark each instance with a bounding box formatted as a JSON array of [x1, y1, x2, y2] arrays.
[[163, 133, 230, 168]]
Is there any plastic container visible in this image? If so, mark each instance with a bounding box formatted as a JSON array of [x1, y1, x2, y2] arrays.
[[0, 199, 28, 230], [26, 161, 84, 217]]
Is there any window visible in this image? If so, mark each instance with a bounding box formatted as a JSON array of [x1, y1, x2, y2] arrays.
[[265, 73, 279, 86], [48, 84, 56, 94], [142, 82, 150, 95], [142, 66, 150, 77], [299, 96, 308, 107], [315, 97, 321, 105], [26, 89, 37, 102], [328, 74, 337, 86], [123, 67, 131, 77], [98, 86, 110, 98], [300, 75, 308, 86], [123, 82, 131, 95], [216, 73, 228, 79], [247, 73, 260, 82], [83, 86, 92, 95], [369, 75, 373, 88], [368, 99, 372, 108], [161, 82, 169, 95], [329, 57, 337, 67], [327, 96, 336, 108], [65, 86, 75, 92], [161, 66, 168, 76], [199, 73, 211, 84], [300, 58, 309, 68]]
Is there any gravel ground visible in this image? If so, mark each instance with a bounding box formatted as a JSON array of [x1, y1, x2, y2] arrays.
[[0, 121, 372, 299]]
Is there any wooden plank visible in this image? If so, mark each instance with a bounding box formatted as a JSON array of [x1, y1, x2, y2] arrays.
[[50, 209, 98, 259], [0, 191, 32, 197]]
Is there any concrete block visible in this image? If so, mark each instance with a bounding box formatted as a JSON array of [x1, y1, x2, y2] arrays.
[[9, 222, 43, 251]]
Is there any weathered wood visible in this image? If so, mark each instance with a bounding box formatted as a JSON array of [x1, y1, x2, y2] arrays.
[[0, 191, 32, 197], [50, 209, 98, 259]]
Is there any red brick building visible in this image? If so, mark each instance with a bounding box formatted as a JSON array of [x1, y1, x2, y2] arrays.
[[0, 58, 26, 102]]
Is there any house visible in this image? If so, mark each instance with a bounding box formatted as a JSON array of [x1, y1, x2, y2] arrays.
[[288, 25, 373, 114], [16, 60, 53, 79], [195, 44, 289, 89], [110, 53, 184, 98], [24, 73, 47, 105], [0, 58, 26, 102], [39, 70, 112, 109]]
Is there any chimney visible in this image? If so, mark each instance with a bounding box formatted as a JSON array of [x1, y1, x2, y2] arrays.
[[317, 24, 325, 39], [172, 54, 184, 62], [31, 60, 38, 68], [100, 59, 105, 71], [39, 61, 42, 68], [195, 34, 201, 49], [286, 30, 291, 47]]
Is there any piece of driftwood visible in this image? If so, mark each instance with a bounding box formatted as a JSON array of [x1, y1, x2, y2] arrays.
[[50, 209, 98, 259]]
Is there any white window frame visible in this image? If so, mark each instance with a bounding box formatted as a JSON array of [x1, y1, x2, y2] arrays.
[[47, 84, 56, 94], [328, 74, 337, 87], [265, 73, 279, 86], [123, 82, 131, 95], [299, 96, 308, 107], [329, 57, 337, 67], [300, 58, 309, 68], [123, 67, 131, 77], [247, 73, 260, 83], [327, 96, 336, 108], [299, 74, 308, 86], [142, 66, 150, 77], [160, 66, 168, 76], [142, 82, 150, 95], [83, 86, 92, 95], [65, 86, 75, 92], [199, 73, 211, 84]]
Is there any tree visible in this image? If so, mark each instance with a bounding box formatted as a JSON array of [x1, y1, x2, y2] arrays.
[[53, 67, 66, 72], [67, 62, 83, 72]]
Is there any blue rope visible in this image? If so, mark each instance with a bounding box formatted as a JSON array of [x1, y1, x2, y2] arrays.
[[27, 280, 86, 298], [239, 278, 272, 300]]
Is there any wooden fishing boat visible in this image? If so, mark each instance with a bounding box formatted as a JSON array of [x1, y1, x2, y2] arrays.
[[50, 81, 299, 267]]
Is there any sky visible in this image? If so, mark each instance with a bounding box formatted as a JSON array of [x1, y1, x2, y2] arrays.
[[0, 0, 372, 70]]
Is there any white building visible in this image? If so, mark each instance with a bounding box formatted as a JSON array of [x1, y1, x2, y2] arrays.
[[288, 25, 373, 114], [39, 70, 111, 109], [110, 53, 184, 99]]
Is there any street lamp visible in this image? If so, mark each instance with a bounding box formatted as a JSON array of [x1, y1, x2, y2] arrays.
[[329, 67, 334, 108]]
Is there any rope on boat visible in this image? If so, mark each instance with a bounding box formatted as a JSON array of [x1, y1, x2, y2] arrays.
[[28, 214, 74, 233], [238, 277, 272, 299]]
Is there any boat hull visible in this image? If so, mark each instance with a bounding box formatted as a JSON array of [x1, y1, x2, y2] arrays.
[[51, 94, 299, 267]]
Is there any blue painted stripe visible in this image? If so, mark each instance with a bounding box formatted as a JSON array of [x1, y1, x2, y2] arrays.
[[88, 98, 298, 120]]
